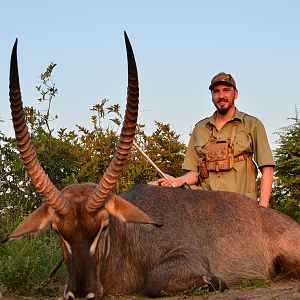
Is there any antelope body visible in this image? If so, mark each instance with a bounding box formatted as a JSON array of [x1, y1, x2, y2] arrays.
[[4, 34, 300, 300]]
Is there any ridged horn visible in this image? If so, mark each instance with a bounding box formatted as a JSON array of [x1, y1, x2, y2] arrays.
[[86, 32, 139, 213], [9, 39, 69, 215]]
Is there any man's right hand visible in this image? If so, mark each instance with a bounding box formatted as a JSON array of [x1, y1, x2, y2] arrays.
[[148, 174, 181, 187]]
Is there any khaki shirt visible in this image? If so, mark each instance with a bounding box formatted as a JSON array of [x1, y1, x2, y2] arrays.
[[182, 109, 274, 200]]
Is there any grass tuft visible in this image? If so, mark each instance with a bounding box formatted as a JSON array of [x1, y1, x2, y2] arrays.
[[160, 284, 211, 298], [230, 278, 271, 290]]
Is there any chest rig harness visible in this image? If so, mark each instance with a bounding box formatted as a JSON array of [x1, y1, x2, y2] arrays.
[[198, 119, 253, 191]]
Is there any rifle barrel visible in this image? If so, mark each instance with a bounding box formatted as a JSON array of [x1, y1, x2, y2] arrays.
[[133, 141, 176, 187]]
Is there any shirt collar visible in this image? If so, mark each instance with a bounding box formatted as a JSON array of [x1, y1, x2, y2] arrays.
[[208, 108, 244, 127]]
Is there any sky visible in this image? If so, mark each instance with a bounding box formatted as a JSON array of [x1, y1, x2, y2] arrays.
[[0, 0, 299, 150]]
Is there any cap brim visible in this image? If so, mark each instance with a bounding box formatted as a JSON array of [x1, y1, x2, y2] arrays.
[[209, 81, 235, 90]]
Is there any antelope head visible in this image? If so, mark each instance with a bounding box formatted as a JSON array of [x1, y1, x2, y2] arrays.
[[4, 33, 156, 300]]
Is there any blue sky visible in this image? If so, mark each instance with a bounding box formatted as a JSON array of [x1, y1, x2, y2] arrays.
[[1, 1, 299, 150]]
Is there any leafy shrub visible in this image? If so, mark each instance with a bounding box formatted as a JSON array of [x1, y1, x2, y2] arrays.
[[0, 224, 65, 295], [272, 114, 300, 221]]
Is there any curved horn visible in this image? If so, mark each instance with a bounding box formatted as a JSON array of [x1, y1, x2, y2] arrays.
[[9, 39, 69, 215], [86, 32, 139, 213]]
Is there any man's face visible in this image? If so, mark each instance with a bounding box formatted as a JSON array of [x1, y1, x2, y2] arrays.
[[211, 85, 238, 115]]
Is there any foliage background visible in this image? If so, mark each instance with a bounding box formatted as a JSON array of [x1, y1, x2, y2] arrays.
[[271, 114, 300, 221]]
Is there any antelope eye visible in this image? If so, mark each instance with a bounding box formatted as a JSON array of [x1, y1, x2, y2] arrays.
[[101, 218, 109, 231], [101, 224, 109, 232]]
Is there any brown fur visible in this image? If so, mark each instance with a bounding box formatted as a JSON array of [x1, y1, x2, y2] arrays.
[[7, 183, 300, 299]]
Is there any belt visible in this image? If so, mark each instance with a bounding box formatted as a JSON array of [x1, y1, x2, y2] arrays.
[[234, 153, 250, 163]]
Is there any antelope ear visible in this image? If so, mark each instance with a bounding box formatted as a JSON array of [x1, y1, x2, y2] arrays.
[[105, 195, 161, 226], [2, 204, 53, 242]]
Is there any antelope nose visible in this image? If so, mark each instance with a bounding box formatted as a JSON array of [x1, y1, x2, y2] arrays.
[[65, 291, 75, 300], [65, 291, 98, 300]]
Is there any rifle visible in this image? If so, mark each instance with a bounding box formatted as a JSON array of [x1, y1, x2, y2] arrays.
[[133, 141, 191, 190]]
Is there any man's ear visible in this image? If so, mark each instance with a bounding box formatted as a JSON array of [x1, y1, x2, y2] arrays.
[[104, 195, 161, 226], [234, 88, 239, 99]]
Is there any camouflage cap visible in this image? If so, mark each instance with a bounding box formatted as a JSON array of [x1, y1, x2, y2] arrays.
[[209, 72, 236, 90]]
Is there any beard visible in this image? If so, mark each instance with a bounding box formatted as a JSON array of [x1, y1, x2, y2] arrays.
[[214, 98, 235, 115], [217, 106, 230, 115]]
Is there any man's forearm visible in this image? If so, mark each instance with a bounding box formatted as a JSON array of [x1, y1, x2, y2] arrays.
[[259, 166, 274, 207], [175, 171, 199, 186]]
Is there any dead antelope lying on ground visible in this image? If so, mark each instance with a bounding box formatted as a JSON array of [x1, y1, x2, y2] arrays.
[[4, 33, 300, 300]]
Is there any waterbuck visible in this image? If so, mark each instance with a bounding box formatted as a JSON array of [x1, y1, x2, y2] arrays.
[[4, 33, 300, 300]]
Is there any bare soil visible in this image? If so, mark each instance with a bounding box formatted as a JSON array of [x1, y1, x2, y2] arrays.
[[1, 279, 299, 300], [191, 279, 300, 300]]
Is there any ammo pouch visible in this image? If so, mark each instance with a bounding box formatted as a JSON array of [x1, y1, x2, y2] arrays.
[[198, 157, 209, 180], [205, 140, 233, 172], [204, 121, 239, 172]]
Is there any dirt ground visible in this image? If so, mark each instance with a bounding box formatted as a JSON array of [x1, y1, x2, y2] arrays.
[[1, 279, 300, 300], [191, 279, 300, 300]]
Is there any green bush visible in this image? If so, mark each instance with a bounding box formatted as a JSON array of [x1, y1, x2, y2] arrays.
[[0, 208, 65, 295], [0, 228, 65, 295], [272, 115, 300, 221]]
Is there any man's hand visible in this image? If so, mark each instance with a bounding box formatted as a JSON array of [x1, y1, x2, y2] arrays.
[[148, 174, 180, 187], [148, 171, 199, 188]]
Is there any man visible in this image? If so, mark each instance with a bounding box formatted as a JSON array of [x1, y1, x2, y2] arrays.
[[150, 72, 274, 207]]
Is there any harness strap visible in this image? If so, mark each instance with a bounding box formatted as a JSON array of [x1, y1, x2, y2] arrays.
[[228, 121, 240, 146], [246, 155, 254, 193]]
